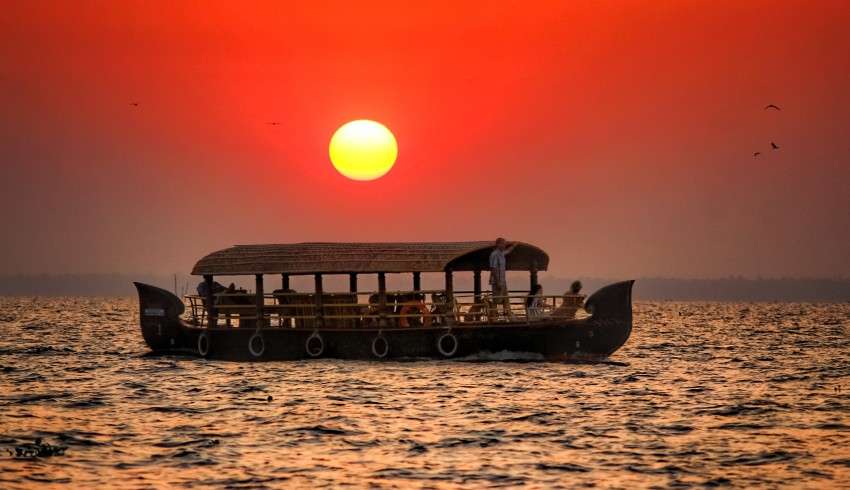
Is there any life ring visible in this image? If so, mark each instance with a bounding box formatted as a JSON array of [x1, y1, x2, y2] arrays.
[[306, 331, 324, 357], [399, 302, 433, 328], [437, 332, 458, 357], [248, 333, 265, 358], [371, 334, 389, 359], [197, 331, 210, 357]]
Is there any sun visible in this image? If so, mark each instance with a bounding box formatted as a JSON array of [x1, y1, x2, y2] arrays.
[[329, 120, 398, 181]]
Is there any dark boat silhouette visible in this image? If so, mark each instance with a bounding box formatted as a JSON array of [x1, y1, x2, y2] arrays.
[[134, 241, 634, 361]]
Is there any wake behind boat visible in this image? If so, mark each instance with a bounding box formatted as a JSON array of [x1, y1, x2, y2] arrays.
[[134, 241, 634, 361]]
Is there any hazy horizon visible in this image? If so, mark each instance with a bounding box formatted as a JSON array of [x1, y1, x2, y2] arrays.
[[3, 270, 850, 281]]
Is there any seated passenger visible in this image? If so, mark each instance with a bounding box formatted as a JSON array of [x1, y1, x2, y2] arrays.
[[197, 280, 226, 298], [430, 292, 455, 325], [526, 284, 546, 318], [551, 281, 586, 319]]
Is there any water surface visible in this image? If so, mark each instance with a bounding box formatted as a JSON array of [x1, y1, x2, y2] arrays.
[[1, 298, 849, 488]]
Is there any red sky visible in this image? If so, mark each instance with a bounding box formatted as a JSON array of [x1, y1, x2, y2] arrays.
[[1, 0, 849, 278]]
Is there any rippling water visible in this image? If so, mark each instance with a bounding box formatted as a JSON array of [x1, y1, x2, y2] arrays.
[[1, 297, 849, 488]]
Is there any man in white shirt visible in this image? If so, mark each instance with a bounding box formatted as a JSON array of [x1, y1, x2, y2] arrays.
[[489, 238, 516, 316]]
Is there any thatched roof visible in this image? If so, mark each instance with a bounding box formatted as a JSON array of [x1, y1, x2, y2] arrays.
[[191, 241, 549, 276]]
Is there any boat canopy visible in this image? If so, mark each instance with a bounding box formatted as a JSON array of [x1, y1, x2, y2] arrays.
[[191, 241, 549, 276]]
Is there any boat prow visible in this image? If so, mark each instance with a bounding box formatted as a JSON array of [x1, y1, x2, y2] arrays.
[[583, 280, 635, 358]]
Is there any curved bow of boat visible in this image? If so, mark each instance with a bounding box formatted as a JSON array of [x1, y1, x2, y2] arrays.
[[584, 280, 635, 357]]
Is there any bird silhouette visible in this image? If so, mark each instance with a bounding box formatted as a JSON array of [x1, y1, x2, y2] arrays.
[[267, 122, 281, 126], [753, 152, 761, 158], [764, 104, 781, 111], [130, 102, 139, 107], [771, 142, 780, 150]]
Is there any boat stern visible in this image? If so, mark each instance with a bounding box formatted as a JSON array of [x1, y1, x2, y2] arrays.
[[133, 282, 189, 353]]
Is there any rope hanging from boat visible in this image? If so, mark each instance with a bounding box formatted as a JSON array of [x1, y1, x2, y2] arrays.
[[248, 333, 265, 357], [306, 331, 324, 357], [436, 332, 458, 357], [197, 331, 210, 357], [371, 332, 389, 359]]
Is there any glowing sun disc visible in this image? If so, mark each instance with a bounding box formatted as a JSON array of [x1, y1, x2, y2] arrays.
[[329, 120, 397, 181]]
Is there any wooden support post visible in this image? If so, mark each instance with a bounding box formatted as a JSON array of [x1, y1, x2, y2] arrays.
[[348, 273, 358, 330], [530, 261, 538, 292], [413, 272, 421, 292], [314, 273, 324, 327], [279, 274, 291, 328], [444, 269, 454, 325], [255, 274, 264, 328], [203, 275, 217, 327], [473, 270, 482, 304], [378, 272, 387, 326]]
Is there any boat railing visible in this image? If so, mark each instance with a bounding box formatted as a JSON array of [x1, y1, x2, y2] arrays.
[[183, 290, 587, 328]]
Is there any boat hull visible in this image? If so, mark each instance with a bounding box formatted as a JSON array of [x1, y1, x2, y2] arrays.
[[134, 281, 634, 362]]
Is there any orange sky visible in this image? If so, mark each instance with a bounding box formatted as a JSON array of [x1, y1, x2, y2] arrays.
[[1, 1, 849, 278]]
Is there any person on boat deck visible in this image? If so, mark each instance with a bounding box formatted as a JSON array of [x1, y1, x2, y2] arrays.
[[526, 284, 546, 318], [196, 280, 226, 298], [489, 237, 517, 316], [551, 280, 585, 319]]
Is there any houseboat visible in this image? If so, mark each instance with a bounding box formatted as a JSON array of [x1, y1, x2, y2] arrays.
[[134, 241, 634, 361]]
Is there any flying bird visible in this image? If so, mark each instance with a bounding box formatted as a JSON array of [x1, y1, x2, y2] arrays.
[[764, 104, 781, 111], [771, 142, 780, 150], [267, 122, 281, 126], [129, 102, 139, 107], [753, 152, 761, 158]]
